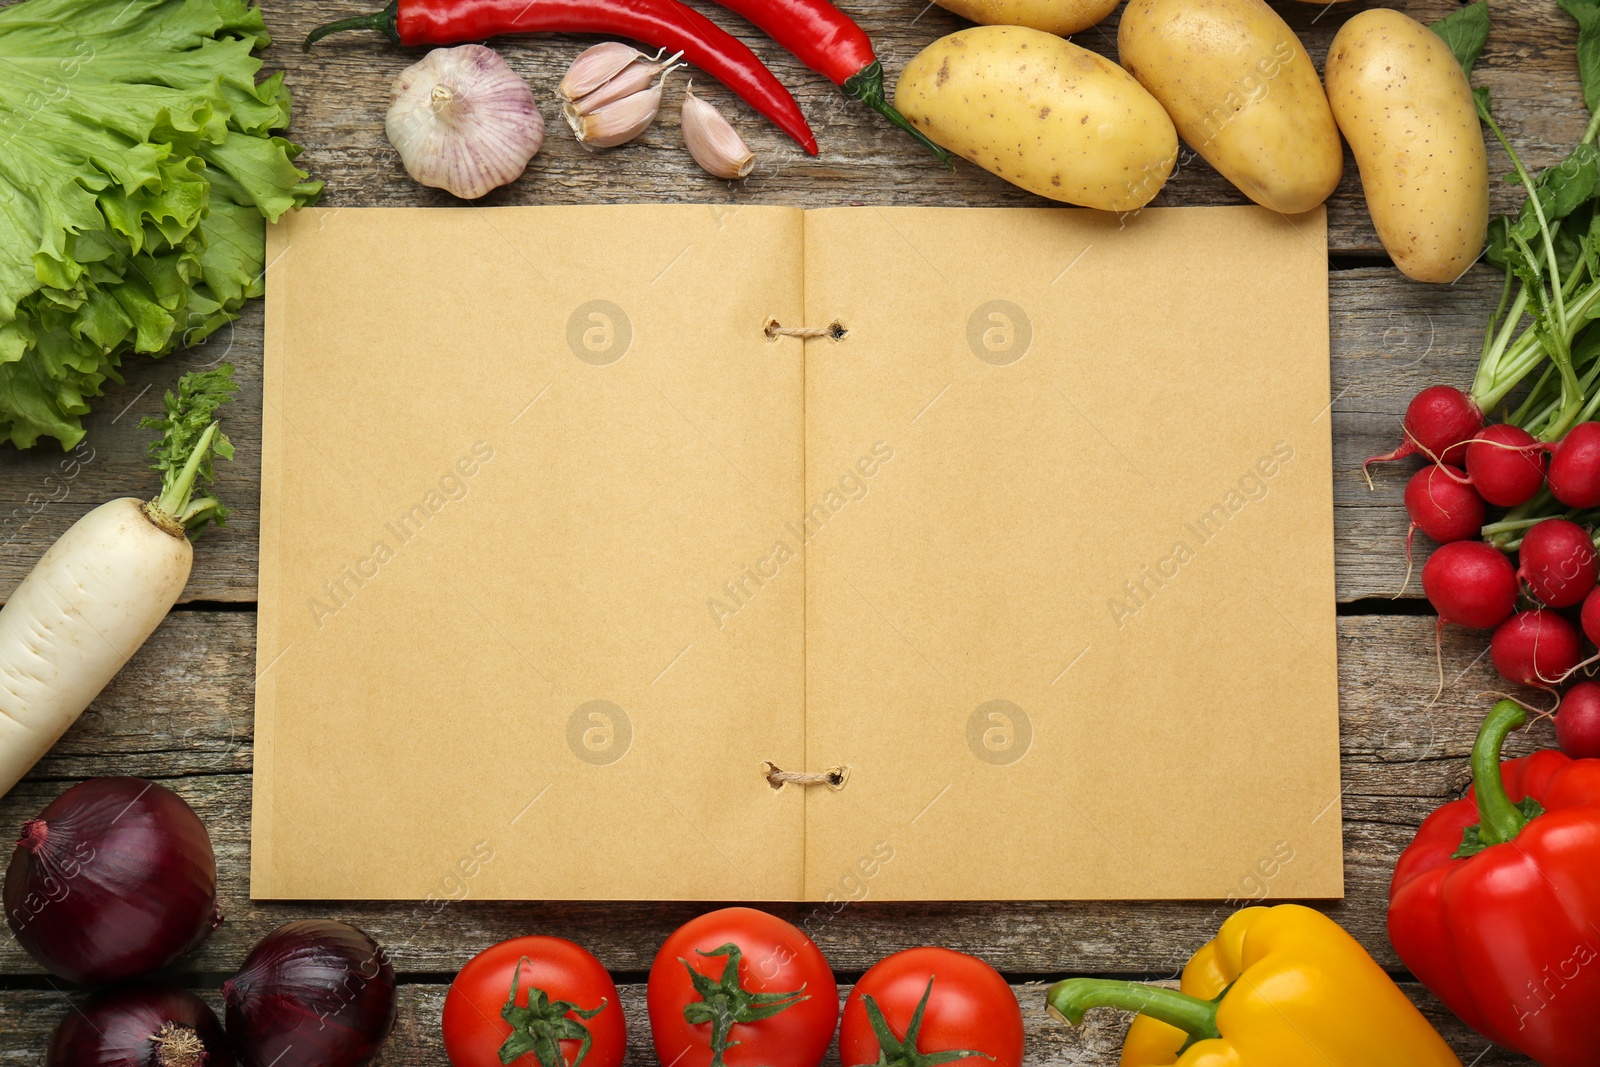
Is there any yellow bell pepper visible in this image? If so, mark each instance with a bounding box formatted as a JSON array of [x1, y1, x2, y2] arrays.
[[1045, 904, 1461, 1067]]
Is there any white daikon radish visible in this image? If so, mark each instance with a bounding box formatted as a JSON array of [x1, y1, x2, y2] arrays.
[[0, 366, 237, 796]]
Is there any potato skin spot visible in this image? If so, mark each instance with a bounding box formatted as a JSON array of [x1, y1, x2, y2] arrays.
[[894, 25, 1176, 210]]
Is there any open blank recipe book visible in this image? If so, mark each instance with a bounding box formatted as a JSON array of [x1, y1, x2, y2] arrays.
[[253, 203, 1341, 902]]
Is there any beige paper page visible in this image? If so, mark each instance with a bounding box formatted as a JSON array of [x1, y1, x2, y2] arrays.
[[801, 206, 1341, 900], [255, 205, 808, 900]]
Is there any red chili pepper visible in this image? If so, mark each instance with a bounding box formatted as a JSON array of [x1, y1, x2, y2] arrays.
[[305, 0, 817, 155], [703, 0, 949, 164], [1388, 699, 1600, 1067]]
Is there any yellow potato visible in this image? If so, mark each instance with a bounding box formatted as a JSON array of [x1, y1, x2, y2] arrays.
[[932, 0, 1119, 37], [1325, 8, 1488, 282], [1118, 0, 1341, 214], [895, 26, 1178, 212]]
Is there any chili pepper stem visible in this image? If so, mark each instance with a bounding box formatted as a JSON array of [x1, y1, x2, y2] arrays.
[[304, 1, 400, 49], [1045, 979, 1221, 1043], [1472, 700, 1534, 847], [842, 61, 951, 168]]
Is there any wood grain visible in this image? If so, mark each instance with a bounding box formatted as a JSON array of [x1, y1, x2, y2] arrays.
[[270, 0, 1587, 254], [0, 267, 1496, 604], [1, 3, 1590, 603], [0, 3, 1580, 1065], [0, 980, 1528, 1067], [0, 610, 1542, 979]]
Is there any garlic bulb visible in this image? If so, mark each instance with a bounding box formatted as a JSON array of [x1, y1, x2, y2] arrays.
[[563, 65, 677, 150], [681, 87, 754, 180], [386, 45, 544, 200]]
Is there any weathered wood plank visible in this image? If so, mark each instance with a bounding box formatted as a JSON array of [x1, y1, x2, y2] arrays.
[[1333, 268, 1494, 604], [0, 981, 1533, 1067], [1, 0, 1585, 595], [0, 268, 1493, 604], [0, 329, 265, 604], [0, 4, 1575, 1067], [0, 610, 1539, 977], [273, 0, 1582, 255]]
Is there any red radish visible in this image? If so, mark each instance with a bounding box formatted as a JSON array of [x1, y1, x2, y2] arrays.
[[1556, 681, 1600, 759], [1584, 586, 1600, 646], [1464, 423, 1548, 506], [1404, 464, 1484, 547], [1548, 422, 1600, 507], [1421, 540, 1518, 628], [1364, 385, 1484, 476], [1516, 518, 1600, 608], [1491, 609, 1583, 687]]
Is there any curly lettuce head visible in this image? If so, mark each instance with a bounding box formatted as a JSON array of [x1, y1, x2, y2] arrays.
[[0, 0, 321, 448]]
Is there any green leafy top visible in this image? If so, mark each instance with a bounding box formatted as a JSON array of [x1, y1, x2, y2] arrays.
[[1448, 0, 1600, 448], [0, 0, 321, 450], [1431, 0, 1491, 77], [140, 363, 237, 535], [1557, 0, 1600, 112]]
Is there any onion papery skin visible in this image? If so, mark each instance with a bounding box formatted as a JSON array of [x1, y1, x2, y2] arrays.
[[223, 920, 397, 1067], [4, 777, 220, 983], [47, 983, 233, 1067]]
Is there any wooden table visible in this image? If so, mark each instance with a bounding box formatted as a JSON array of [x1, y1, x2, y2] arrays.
[[0, 0, 1581, 1062]]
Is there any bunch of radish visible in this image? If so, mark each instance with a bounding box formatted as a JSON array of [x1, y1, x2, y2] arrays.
[[1374, 384, 1600, 758]]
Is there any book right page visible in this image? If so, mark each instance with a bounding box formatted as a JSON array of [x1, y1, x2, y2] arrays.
[[800, 205, 1341, 901]]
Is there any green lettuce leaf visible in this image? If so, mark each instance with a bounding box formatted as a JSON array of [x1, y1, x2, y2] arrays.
[[0, 0, 321, 449]]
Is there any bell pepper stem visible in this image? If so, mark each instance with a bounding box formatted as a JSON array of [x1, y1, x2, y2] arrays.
[[1045, 979, 1221, 1043], [1473, 699, 1532, 847], [304, 1, 400, 49], [842, 62, 953, 169]]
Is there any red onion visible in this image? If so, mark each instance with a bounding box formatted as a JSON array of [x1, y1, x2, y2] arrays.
[[48, 983, 233, 1067], [223, 920, 397, 1067], [4, 777, 220, 983]]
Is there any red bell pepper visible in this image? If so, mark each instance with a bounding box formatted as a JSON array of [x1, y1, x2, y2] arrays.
[[1389, 699, 1600, 1067]]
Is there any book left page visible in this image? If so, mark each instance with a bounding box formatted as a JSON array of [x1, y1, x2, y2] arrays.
[[255, 205, 808, 900]]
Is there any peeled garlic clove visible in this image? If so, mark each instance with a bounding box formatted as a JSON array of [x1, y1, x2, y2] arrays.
[[386, 44, 544, 200], [572, 57, 674, 115], [682, 88, 755, 180], [559, 42, 644, 103], [564, 68, 671, 150]]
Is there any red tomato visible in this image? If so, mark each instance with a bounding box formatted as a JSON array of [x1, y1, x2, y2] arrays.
[[839, 948, 1023, 1067], [648, 907, 839, 1067], [442, 936, 625, 1067]]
